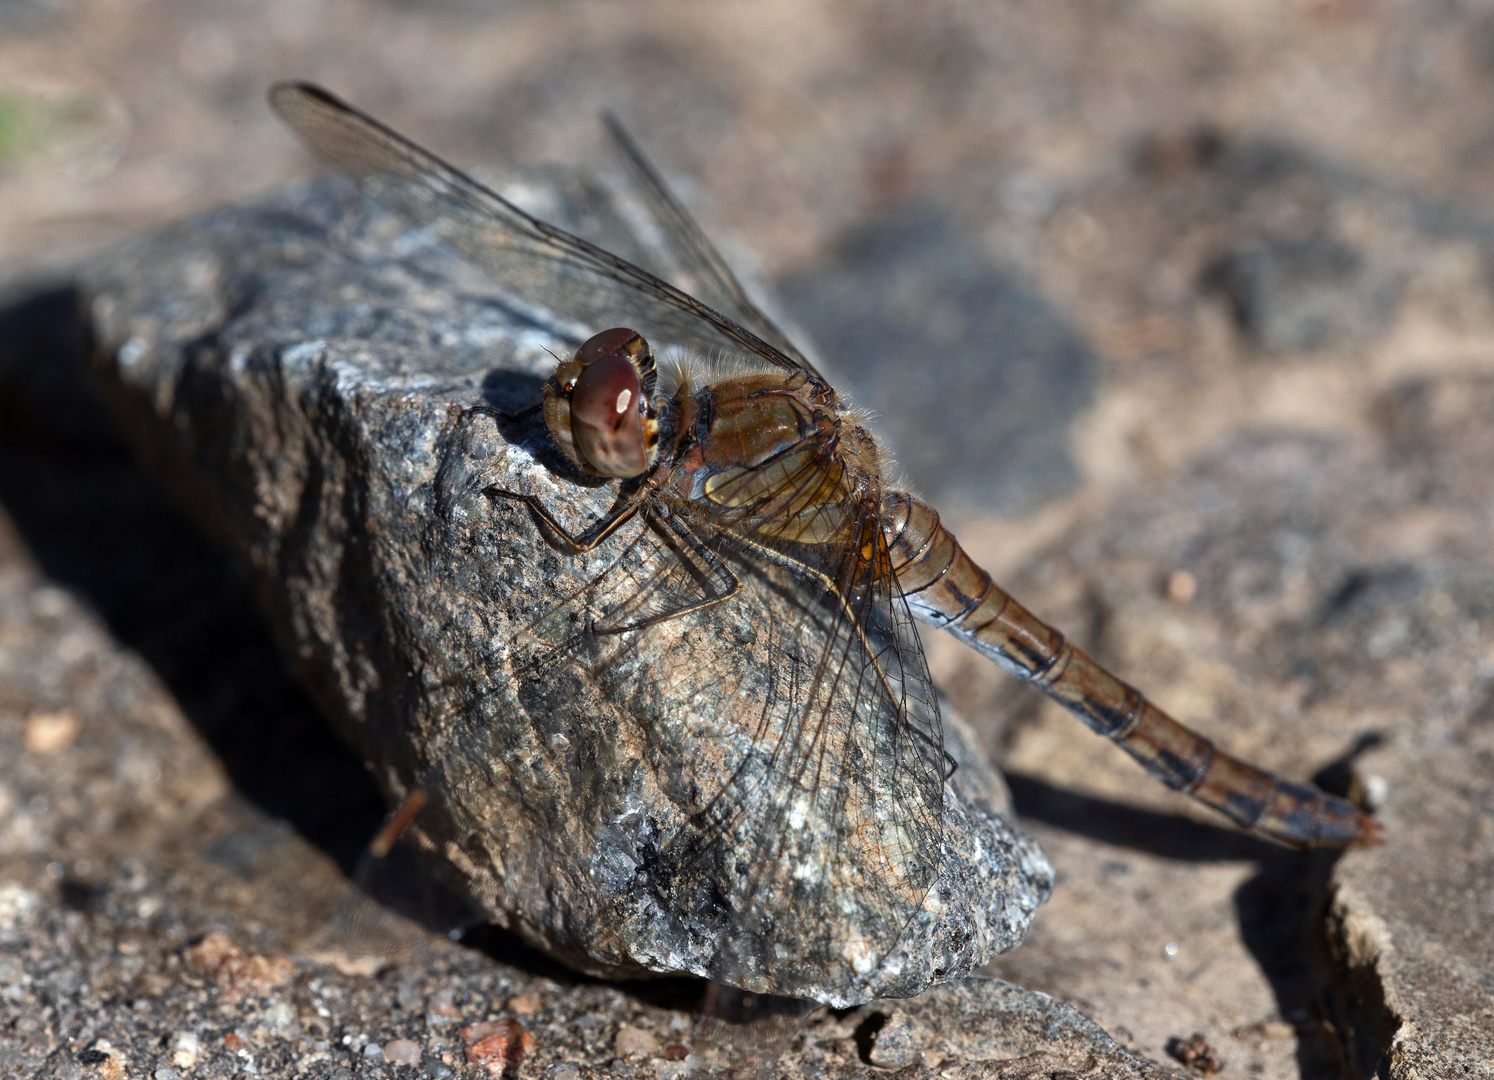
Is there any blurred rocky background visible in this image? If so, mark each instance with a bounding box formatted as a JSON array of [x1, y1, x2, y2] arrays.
[[2, 1, 1493, 1078]]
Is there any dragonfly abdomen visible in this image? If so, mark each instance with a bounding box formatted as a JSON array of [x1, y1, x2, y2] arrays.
[[881, 491, 1379, 848]]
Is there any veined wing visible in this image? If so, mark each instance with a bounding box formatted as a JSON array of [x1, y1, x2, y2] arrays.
[[269, 82, 811, 378], [467, 486, 945, 1000], [680, 488, 947, 998], [601, 113, 824, 381]]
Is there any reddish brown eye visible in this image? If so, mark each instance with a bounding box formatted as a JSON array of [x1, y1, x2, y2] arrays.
[[569, 351, 649, 477], [552, 327, 657, 478], [576, 327, 643, 367], [571, 352, 641, 430]]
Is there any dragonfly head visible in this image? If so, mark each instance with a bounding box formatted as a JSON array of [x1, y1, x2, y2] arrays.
[[544, 327, 661, 478]]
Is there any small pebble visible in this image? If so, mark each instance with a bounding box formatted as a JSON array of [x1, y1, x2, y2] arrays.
[[383, 1039, 421, 1065], [85, 1040, 127, 1080], [262, 1000, 295, 1031], [461, 1019, 535, 1076], [169, 1031, 198, 1069], [363, 1041, 385, 1059], [1166, 569, 1197, 603], [613, 1025, 662, 1058], [24, 709, 81, 753], [0, 884, 39, 931], [506, 993, 540, 1016], [1167, 1032, 1225, 1077], [154, 1069, 181, 1080], [183, 933, 293, 1001], [185, 932, 237, 974]]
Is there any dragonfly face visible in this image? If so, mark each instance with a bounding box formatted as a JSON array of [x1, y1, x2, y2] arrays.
[[543, 327, 662, 479]]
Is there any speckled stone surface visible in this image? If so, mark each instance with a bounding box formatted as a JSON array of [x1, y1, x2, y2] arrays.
[[862, 977, 1172, 1077]]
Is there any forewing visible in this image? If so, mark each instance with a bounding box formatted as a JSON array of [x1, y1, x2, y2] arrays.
[[270, 82, 805, 374], [482, 489, 944, 998], [687, 495, 947, 995], [601, 113, 823, 380]]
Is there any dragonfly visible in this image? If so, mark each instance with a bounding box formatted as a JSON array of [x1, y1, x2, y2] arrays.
[[269, 81, 1381, 1006]]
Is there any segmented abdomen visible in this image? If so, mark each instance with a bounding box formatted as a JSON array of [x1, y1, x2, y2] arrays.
[[880, 491, 1378, 848]]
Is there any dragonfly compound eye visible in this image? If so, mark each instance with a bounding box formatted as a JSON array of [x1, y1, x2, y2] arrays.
[[570, 343, 656, 478], [576, 326, 646, 367]]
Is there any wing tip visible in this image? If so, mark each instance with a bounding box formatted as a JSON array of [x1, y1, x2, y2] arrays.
[[267, 80, 341, 118]]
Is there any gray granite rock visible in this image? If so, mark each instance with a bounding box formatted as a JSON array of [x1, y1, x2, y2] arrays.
[[78, 178, 1053, 1009]]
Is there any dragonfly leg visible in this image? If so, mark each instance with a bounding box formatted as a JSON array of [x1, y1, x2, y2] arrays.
[[369, 788, 428, 858], [591, 513, 743, 635], [486, 483, 653, 553], [462, 402, 542, 425]]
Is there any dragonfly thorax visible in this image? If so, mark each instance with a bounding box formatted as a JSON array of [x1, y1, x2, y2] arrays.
[[544, 327, 662, 479]]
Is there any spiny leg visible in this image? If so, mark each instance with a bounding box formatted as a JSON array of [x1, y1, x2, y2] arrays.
[[485, 480, 655, 553], [462, 402, 542, 425], [589, 511, 743, 635]]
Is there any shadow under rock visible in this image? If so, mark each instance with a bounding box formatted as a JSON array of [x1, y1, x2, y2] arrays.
[[459, 917, 716, 1012], [1005, 772, 1285, 863], [6, 288, 391, 869], [0, 292, 388, 875], [1007, 754, 1372, 1080]]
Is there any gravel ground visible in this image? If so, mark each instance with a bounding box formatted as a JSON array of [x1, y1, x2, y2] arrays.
[[4, 1, 1494, 1077]]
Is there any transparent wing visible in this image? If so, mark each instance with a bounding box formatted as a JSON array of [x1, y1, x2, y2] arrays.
[[269, 82, 812, 376], [601, 113, 825, 381], [481, 471, 945, 998], [684, 493, 947, 996]]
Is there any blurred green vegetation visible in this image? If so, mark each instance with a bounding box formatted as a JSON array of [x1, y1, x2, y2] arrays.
[[0, 94, 38, 163], [0, 89, 104, 168]]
